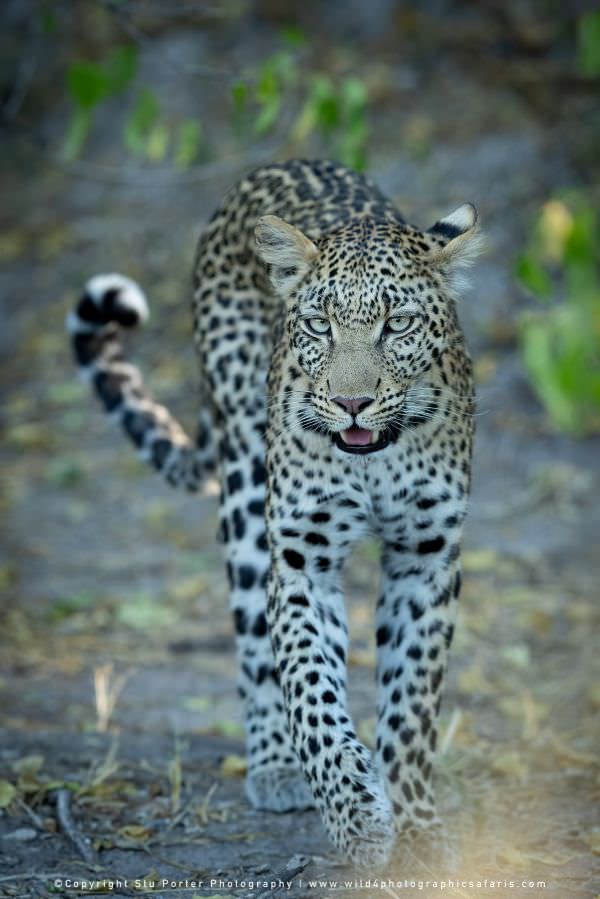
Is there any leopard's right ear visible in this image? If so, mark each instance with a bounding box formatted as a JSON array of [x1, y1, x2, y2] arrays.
[[255, 215, 318, 295]]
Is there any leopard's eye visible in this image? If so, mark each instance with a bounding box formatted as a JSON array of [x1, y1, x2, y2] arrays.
[[304, 317, 331, 337], [385, 315, 415, 336]]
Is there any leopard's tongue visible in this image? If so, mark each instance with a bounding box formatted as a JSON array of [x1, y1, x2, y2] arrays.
[[340, 427, 374, 447]]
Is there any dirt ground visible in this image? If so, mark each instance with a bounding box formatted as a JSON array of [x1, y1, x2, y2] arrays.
[[1, 3, 599, 898]]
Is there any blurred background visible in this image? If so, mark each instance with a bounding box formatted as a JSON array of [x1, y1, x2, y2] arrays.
[[0, 1, 599, 896]]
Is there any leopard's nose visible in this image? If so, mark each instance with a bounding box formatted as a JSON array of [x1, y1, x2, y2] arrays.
[[331, 396, 374, 415]]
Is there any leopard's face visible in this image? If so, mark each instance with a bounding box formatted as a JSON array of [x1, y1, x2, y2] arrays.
[[256, 209, 480, 455]]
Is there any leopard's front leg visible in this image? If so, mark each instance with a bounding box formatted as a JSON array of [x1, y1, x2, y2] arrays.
[[375, 489, 465, 844], [267, 502, 395, 867]]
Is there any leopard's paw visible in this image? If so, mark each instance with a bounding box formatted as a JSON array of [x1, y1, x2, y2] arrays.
[[341, 793, 396, 869], [393, 818, 460, 872]]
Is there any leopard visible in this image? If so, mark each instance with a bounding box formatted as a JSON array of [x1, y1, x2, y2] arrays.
[[67, 158, 481, 868]]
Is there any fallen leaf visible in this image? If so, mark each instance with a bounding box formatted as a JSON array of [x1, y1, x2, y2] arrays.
[[169, 753, 182, 814], [357, 718, 376, 747], [133, 871, 161, 892], [474, 354, 497, 383], [12, 754, 44, 792], [565, 601, 595, 623], [0, 780, 16, 808], [204, 720, 244, 738], [440, 709, 479, 750], [527, 849, 580, 865], [117, 824, 152, 842], [587, 683, 600, 709], [519, 607, 554, 637], [500, 644, 531, 669], [550, 736, 597, 768], [462, 549, 500, 573], [221, 754, 247, 777], [491, 751, 528, 780], [181, 696, 212, 711], [498, 693, 548, 739], [457, 662, 495, 695], [5, 422, 51, 450], [348, 647, 375, 667], [497, 846, 528, 869], [170, 575, 208, 602], [116, 594, 177, 631], [585, 828, 600, 855]]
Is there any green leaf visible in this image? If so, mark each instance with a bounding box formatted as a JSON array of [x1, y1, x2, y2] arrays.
[[146, 123, 170, 161], [62, 107, 92, 160], [67, 61, 108, 110], [311, 76, 339, 133], [174, 119, 202, 168], [231, 80, 249, 138], [293, 95, 319, 142], [254, 66, 281, 134], [124, 88, 160, 155], [67, 48, 136, 107], [116, 593, 176, 630], [515, 254, 553, 298], [40, 5, 57, 33], [231, 80, 248, 115], [254, 98, 280, 134], [104, 45, 138, 94], [64, 47, 137, 159], [341, 76, 367, 115], [44, 458, 85, 488], [564, 205, 598, 267], [281, 25, 306, 46], [0, 780, 16, 809], [268, 49, 297, 86], [46, 592, 97, 623], [520, 316, 577, 431], [210, 720, 244, 738], [578, 10, 600, 78], [517, 194, 600, 435]]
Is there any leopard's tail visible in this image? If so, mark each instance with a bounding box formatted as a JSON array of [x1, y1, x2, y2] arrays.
[[67, 273, 215, 492]]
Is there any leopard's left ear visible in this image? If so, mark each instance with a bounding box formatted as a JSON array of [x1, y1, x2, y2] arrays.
[[427, 204, 483, 289], [255, 215, 318, 295]]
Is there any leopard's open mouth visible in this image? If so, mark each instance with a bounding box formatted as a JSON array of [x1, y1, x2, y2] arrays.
[[332, 426, 391, 455]]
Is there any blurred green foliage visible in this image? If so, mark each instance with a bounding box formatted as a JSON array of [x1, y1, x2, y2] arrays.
[[231, 31, 369, 170], [123, 87, 159, 156], [577, 9, 600, 78], [294, 75, 368, 171], [61, 26, 369, 171], [64, 45, 137, 160], [516, 196, 600, 435]]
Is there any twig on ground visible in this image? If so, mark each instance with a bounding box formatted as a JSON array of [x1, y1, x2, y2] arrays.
[[382, 884, 402, 899], [196, 781, 219, 825], [440, 707, 462, 755], [93, 663, 131, 731], [142, 846, 207, 876], [54, 789, 98, 866], [16, 797, 45, 830], [152, 793, 196, 843], [86, 733, 120, 789], [242, 854, 311, 899]]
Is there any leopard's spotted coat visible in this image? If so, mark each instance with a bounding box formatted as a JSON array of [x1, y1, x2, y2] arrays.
[[68, 159, 481, 866]]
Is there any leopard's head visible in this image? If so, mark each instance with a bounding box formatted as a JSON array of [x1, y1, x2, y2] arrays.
[[255, 209, 481, 455]]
